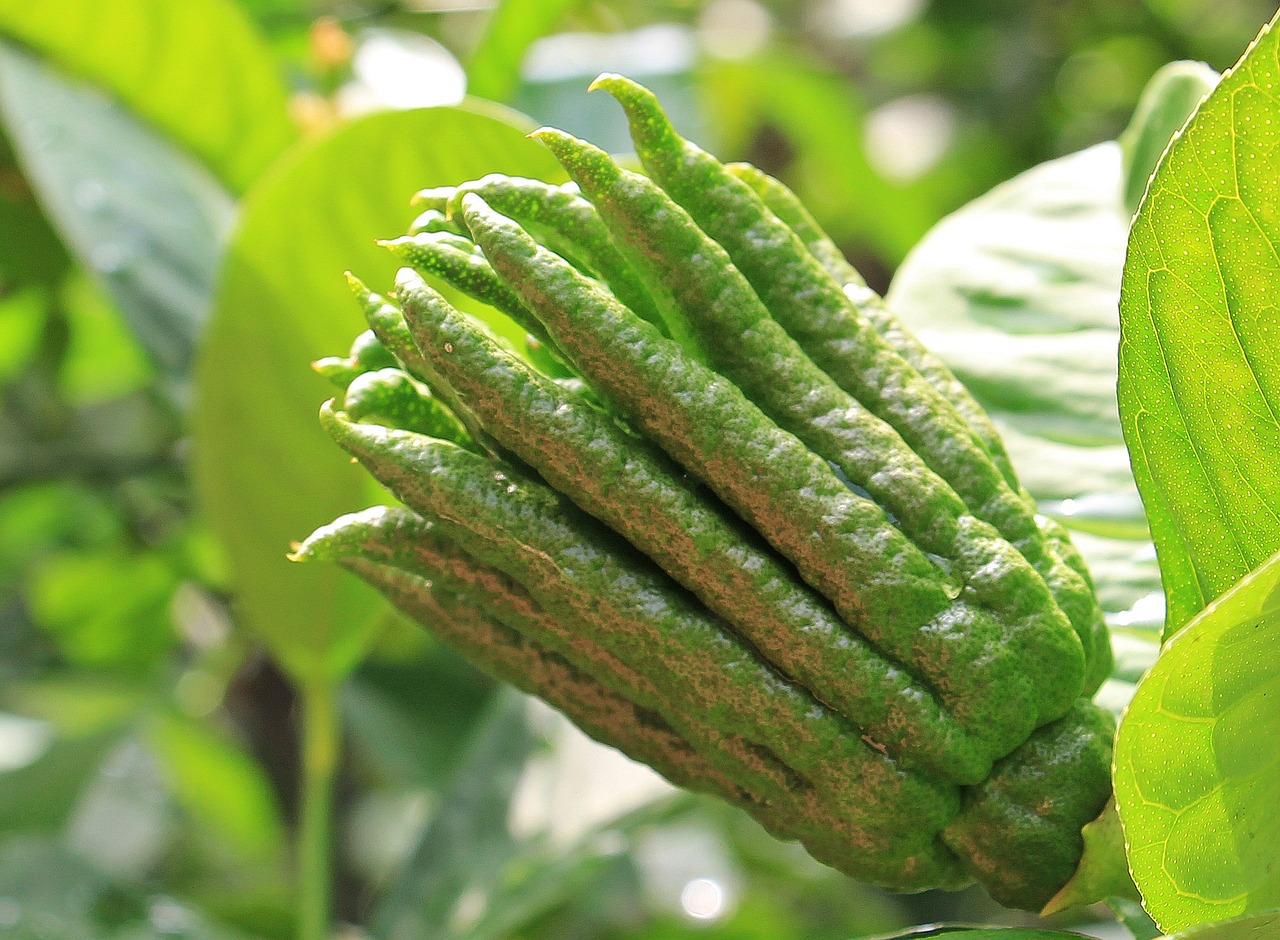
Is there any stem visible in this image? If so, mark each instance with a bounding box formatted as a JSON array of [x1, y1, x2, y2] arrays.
[[298, 675, 339, 940]]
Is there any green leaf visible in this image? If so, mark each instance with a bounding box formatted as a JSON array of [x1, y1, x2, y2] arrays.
[[192, 102, 563, 683], [467, 0, 580, 102], [887, 140, 1162, 623], [147, 711, 285, 865], [28, 549, 178, 674], [1118, 15, 1280, 638], [1041, 799, 1139, 916], [1113, 549, 1280, 932], [1118, 60, 1220, 215], [1163, 911, 1280, 939], [0, 44, 234, 375], [0, 0, 294, 193]]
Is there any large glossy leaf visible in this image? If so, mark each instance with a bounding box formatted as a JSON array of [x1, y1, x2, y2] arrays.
[[192, 102, 563, 682], [1118, 15, 1280, 637], [0, 45, 234, 375], [887, 141, 1161, 629], [0, 0, 293, 193], [1113, 549, 1280, 932]]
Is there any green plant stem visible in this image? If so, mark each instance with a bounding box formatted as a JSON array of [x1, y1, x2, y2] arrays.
[[298, 675, 339, 940]]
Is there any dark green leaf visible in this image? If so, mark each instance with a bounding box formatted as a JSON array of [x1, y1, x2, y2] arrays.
[[0, 0, 294, 193], [1114, 549, 1280, 932], [192, 102, 563, 683], [1118, 14, 1280, 637]]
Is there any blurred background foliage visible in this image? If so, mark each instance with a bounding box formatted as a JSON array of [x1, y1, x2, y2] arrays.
[[0, 1, 1272, 938]]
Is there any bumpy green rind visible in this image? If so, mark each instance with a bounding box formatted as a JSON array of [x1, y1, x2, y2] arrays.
[[726, 163, 1115, 697], [293, 505, 804, 806], [530, 121, 1083, 731], [320, 407, 966, 887], [459, 191, 1046, 765], [329, 551, 950, 886], [342, 367, 468, 444], [592, 74, 1104, 685], [940, 700, 1116, 910], [313, 328, 399, 389], [440, 175, 674, 341], [390, 267, 994, 785]]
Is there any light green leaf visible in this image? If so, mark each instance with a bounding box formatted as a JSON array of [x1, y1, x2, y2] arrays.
[[1113, 549, 1280, 932], [1119, 60, 1220, 215], [1118, 15, 1280, 638], [1162, 910, 1280, 939], [887, 140, 1161, 623], [192, 102, 563, 683], [0, 0, 294, 192], [148, 711, 285, 865], [0, 45, 234, 375], [467, 0, 580, 102]]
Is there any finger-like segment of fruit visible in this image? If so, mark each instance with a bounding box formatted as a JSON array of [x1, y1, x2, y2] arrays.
[[457, 194, 1054, 766], [319, 407, 964, 860], [730, 163, 1115, 696], [344, 552, 804, 819], [440, 175, 673, 341], [336, 554, 964, 888], [408, 207, 465, 236], [313, 329, 400, 389], [303, 502, 966, 890], [378, 232, 568, 374], [347, 275, 499, 455], [295, 505, 806, 805], [594, 75, 1103, 681], [941, 701, 1115, 910], [392, 268, 993, 784], [532, 127, 1083, 729], [342, 368, 468, 444], [727, 163, 1023, 481]]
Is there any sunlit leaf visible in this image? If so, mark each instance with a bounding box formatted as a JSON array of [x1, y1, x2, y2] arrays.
[[1114, 548, 1280, 932], [0, 45, 234, 375], [192, 102, 563, 683], [0, 0, 293, 193], [1118, 14, 1280, 637]]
